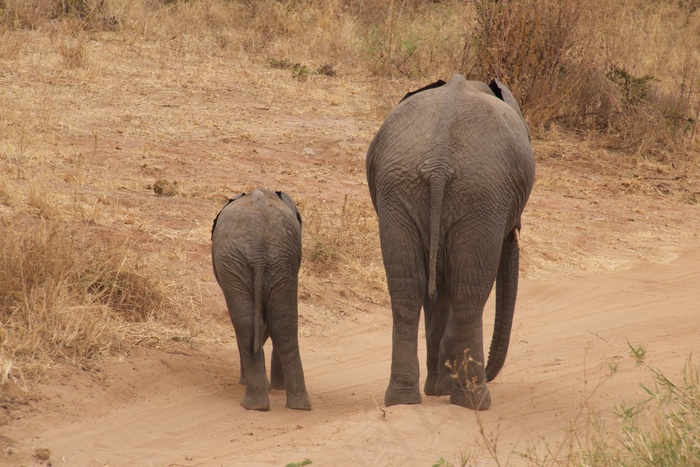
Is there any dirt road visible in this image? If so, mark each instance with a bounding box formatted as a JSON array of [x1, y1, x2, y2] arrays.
[[2, 243, 698, 466]]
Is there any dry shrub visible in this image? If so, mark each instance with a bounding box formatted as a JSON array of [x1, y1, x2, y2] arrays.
[[4, 0, 692, 158], [237, 0, 362, 68], [237, 0, 467, 78], [464, 0, 699, 156], [0, 29, 29, 60], [359, 1, 470, 78], [138, 0, 238, 39], [0, 0, 109, 29], [0, 219, 171, 383], [466, 0, 581, 116], [58, 34, 88, 68], [0, 0, 55, 29]]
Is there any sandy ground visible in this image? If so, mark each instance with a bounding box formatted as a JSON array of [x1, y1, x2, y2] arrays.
[[3, 247, 699, 467], [1, 33, 699, 466]]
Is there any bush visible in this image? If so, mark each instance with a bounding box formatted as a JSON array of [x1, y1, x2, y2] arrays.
[[462, 0, 698, 155], [467, 0, 581, 112], [0, 0, 109, 30], [0, 220, 170, 382]]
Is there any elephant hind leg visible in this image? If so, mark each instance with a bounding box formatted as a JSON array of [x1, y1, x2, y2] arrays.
[[386, 328, 423, 406], [445, 234, 501, 410], [381, 225, 427, 406], [435, 308, 456, 397], [423, 289, 449, 396], [226, 293, 270, 411], [269, 345, 285, 390], [239, 349, 270, 411], [266, 288, 311, 411]]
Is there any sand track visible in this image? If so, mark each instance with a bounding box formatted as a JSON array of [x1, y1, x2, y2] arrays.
[[3, 245, 699, 466]]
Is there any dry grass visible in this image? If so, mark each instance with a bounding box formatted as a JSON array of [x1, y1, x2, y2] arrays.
[[0, 220, 159, 381], [515, 353, 700, 466], [299, 195, 387, 305], [3, 0, 694, 152]]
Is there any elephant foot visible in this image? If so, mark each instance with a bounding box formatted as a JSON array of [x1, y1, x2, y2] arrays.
[[450, 382, 491, 411], [423, 373, 437, 396], [385, 380, 422, 406], [435, 369, 454, 397], [286, 391, 312, 411], [241, 391, 270, 411], [270, 374, 285, 391]]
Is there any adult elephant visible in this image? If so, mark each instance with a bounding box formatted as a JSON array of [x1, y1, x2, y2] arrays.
[[366, 74, 535, 410], [211, 188, 311, 411]]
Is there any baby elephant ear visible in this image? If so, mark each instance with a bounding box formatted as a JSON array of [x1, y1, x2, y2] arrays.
[[276, 191, 302, 227], [229, 192, 246, 202], [211, 191, 247, 239]]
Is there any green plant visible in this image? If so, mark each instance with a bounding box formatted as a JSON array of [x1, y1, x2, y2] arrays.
[[269, 57, 293, 69], [628, 340, 648, 364], [614, 360, 700, 465], [433, 454, 470, 467], [285, 459, 312, 467], [605, 65, 657, 104], [518, 350, 700, 466], [291, 63, 310, 81], [433, 456, 451, 467]]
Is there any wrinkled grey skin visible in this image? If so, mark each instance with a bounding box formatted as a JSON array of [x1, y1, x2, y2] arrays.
[[211, 188, 311, 411], [366, 74, 535, 410]]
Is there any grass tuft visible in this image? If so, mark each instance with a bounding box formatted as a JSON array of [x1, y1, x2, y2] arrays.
[[516, 352, 700, 466], [299, 195, 387, 304], [0, 219, 174, 383]]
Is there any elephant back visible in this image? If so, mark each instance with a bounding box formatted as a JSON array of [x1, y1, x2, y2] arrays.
[[211, 189, 302, 275]]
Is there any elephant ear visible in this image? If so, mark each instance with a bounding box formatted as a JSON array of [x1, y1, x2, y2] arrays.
[[399, 79, 447, 103], [488, 78, 530, 138], [211, 192, 246, 239], [276, 191, 302, 227]]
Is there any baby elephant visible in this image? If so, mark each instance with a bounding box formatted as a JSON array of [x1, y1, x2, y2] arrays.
[[211, 189, 311, 411]]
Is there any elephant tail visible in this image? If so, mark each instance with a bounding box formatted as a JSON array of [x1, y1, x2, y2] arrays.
[[427, 174, 448, 299], [253, 264, 265, 355], [485, 227, 520, 382]]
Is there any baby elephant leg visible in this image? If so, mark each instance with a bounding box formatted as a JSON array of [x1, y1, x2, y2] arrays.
[[267, 288, 311, 410]]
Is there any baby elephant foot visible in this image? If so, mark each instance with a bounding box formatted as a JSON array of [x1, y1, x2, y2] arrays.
[[286, 391, 312, 411], [241, 391, 270, 411], [450, 382, 491, 411], [385, 380, 422, 406]]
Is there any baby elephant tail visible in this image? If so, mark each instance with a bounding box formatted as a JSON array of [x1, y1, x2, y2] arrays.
[[253, 264, 265, 354]]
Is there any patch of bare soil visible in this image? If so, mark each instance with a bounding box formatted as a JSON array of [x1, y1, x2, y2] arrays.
[[1, 33, 699, 466]]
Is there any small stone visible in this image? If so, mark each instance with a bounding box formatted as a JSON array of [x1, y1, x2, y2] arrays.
[[34, 447, 51, 461]]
